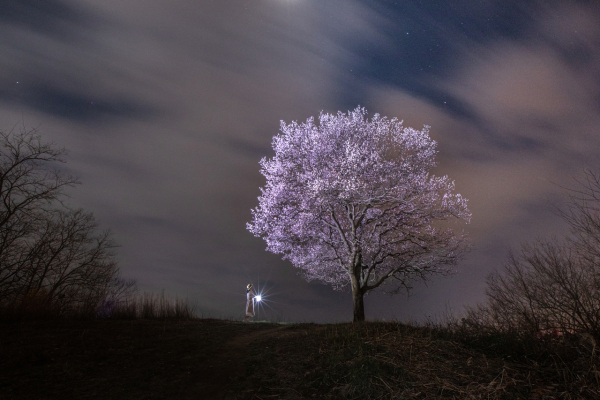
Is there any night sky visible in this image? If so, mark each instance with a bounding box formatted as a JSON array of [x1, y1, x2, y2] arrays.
[[1, 0, 599, 323]]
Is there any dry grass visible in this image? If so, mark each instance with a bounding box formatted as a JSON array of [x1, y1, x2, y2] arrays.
[[100, 292, 198, 319], [238, 321, 600, 399], [0, 291, 197, 320], [1, 317, 599, 399]]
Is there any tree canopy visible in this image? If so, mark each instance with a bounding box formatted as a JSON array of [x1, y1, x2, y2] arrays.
[[247, 107, 470, 321]]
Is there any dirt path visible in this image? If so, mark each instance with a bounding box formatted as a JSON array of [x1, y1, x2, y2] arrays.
[[184, 323, 291, 399]]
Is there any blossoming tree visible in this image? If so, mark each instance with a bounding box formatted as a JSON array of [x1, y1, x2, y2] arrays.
[[247, 107, 471, 321]]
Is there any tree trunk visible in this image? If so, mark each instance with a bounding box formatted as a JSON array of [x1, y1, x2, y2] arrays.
[[352, 289, 365, 322], [350, 274, 365, 322]]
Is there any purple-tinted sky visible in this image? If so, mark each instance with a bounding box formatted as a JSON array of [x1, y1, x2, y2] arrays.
[[1, 0, 599, 322]]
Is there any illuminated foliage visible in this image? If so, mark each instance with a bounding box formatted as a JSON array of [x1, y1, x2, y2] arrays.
[[247, 107, 470, 321]]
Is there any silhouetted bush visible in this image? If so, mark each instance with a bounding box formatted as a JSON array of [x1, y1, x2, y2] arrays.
[[465, 170, 600, 347]]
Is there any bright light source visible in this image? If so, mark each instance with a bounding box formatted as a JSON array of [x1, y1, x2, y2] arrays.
[[255, 295, 262, 302]]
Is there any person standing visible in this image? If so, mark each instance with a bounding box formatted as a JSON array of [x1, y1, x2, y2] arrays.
[[245, 284, 256, 322]]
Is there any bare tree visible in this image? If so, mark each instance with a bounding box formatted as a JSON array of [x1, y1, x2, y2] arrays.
[[0, 127, 78, 226], [12, 209, 119, 313], [0, 127, 79, 296], [559, 169, 600, 264], [0, 127, 126, 316], [469, 170, 600, 343]]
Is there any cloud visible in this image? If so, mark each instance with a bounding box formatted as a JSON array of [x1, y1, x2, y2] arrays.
[[0, 82, 155, 122], [362, 2, 600, 319], [6, 0, 372, 319], [1, 0, 598, 322], [0, 1, 162, 124], [0, 0, 95, 38], [345, 0, 542, 116], [443, 4, 600, 162]]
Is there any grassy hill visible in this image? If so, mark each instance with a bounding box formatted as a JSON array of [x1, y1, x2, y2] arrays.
[[1, 318, 599, 399]]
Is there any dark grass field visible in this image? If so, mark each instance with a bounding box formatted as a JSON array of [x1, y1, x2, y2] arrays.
[[1, 318, 599, 399], [0, 319, 279, 400]]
